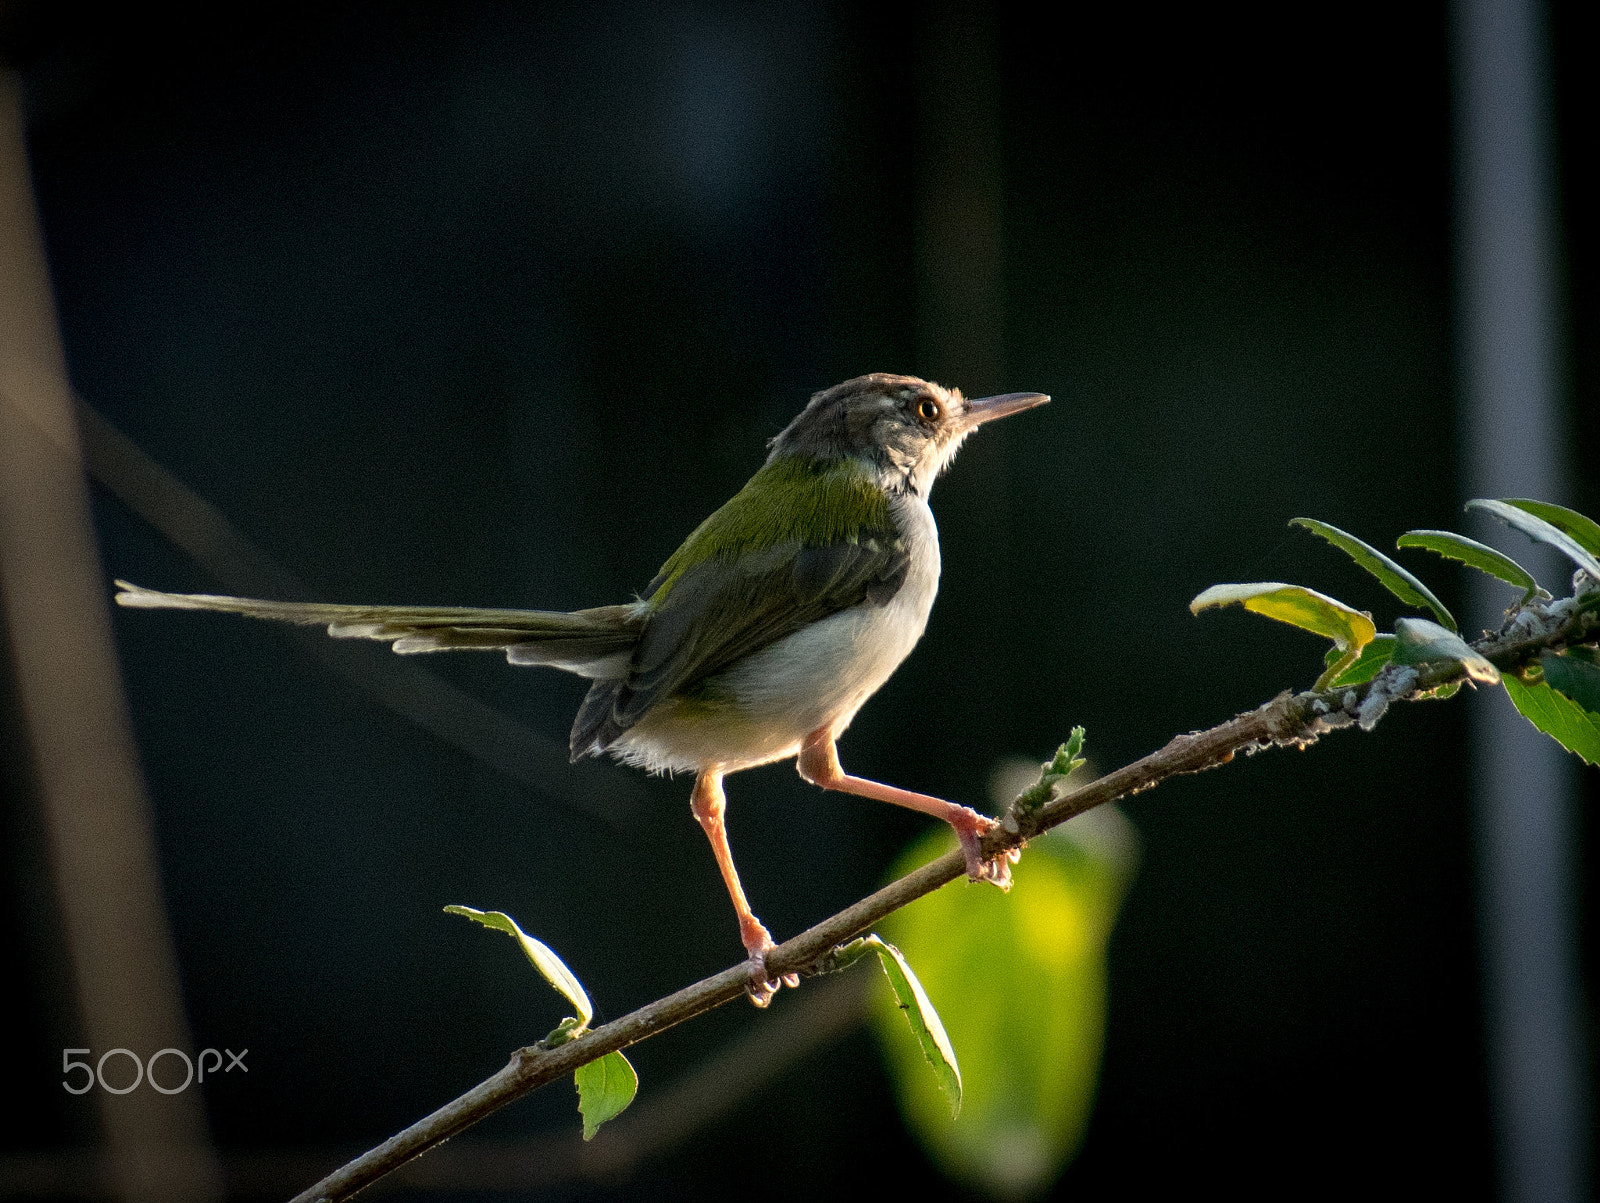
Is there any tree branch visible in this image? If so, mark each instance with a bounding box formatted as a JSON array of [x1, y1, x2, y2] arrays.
[[291, 591, 1597, 1203]]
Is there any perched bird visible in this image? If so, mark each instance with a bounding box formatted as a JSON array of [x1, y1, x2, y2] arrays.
[[116, 373, 1049, 1004]]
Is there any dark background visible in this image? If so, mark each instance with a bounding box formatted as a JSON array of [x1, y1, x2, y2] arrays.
[[3, 1, 1596, 1198]]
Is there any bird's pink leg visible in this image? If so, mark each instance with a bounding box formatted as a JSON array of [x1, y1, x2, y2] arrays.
[[797, 728, 1018, 889], [690, 769, 798, 1007]]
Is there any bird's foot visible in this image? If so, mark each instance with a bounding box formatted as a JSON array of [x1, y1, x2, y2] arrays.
[[740, 917, 799, 1008], [949, 806, 1020, 891]]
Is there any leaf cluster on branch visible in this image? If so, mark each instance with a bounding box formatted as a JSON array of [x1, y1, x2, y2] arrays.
[[1192, 499, 1600, 756]]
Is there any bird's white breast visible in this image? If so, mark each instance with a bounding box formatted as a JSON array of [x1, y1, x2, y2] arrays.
[[613, 492, 941, 774]]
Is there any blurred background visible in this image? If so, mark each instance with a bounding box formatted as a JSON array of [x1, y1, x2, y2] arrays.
[[1, 1, 1595, 1199]]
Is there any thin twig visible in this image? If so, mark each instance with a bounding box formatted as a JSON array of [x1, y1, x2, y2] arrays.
[[290, 591, 1597, 1203]]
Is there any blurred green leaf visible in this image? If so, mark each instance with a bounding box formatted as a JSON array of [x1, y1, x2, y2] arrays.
[[1397, 530, 1544, 604], [1540, 648, 1600, 714], [444, 906, 593, 1030], [575, 1050, 638, 1140], [1503, 672, 1600, 767], [1501, 500, 1600, 560], [1292, 517, 1456, 631], [874, 809, 1136, 1198], [1323, 634, 1398, 688], [863, 935, 962, 1119], [1392, 618, 1499, 684], [1467, 500, 1600, 582]]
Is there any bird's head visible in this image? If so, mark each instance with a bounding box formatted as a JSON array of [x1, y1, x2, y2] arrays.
[[766, 373, 1049, 496]]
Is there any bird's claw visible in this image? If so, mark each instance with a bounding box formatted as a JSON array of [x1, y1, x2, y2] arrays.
[[746, 960, 779, 1008], [741, 921, 799, 1008], [951, 807, 1019, 891]]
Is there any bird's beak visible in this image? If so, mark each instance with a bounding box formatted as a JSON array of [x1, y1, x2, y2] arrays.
[[958, 391, 1051, 431]]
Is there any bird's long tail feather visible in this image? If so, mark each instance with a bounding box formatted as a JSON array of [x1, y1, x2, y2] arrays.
[[113, 581, 642, 677]]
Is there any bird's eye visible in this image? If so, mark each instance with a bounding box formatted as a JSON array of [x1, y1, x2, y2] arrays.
[[916, 398, 941, 422]]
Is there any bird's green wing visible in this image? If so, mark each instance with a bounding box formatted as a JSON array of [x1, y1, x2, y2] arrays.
[[572, 532, 909, 754], [641, 453, 895, 605], [114, 580, 641, 666]]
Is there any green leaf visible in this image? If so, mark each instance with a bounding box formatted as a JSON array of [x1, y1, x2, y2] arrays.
[[1323, 634, 1397, 688], [1397, 530, 1544, 604], [873, 811, 1135, 1197], [1540, 648, 1600, 714], [1190, 582, 1376, 650], [1503, 672, 1600, 766], [1467, 500, 1600, 583], [575, 1050, 638, 1140], [1191, 582, 1376, 688], [1291, 517, 1456, 631], [1391, 618, 1500, 684], [864, 934, 962, 1119], [446, 907, 635, 1144], [1501, 500, 1600, 561], [444, 906, 593, 1030]]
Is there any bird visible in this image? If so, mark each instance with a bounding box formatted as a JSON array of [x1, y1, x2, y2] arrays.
[[115, 372, 1049, 1005]]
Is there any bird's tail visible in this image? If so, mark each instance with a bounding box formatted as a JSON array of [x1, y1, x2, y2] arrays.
[[113, 581, 643, 678]]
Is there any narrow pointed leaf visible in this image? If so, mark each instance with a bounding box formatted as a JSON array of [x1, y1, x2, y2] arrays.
[[1501, 500, 1600, 560], [576, 1050, 638, 1140], [1540, 648, 1600, 714], [1392, 618, 1499, 684], [1397, 530, 1543, 603], [1467, 500, 1600, 582], [444, 906, 593, 1028], [1323, 633, 1398, 688], [1191, 582, 1376, 655], [1503, 673, 1600, 766], [866, 934, 962, 1118], [1292, 518, 1456, 631]]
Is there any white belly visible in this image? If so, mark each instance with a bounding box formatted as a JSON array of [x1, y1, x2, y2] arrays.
[[612, 494, 941, 774]]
